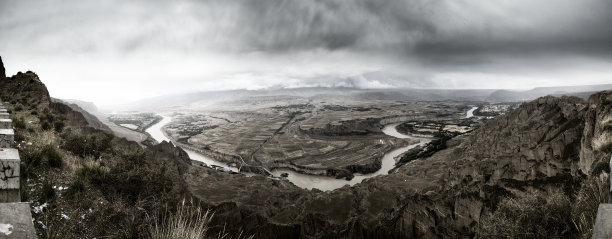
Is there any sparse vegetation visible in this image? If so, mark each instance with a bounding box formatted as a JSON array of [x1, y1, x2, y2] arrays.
[[42, 144, 63, 168], [478, 190, 575, 238], [63, 178, 85, 199], [151, 201, 213, 239], [41, 180, 56, 202], [61, 130, 113, 158], [479, 176, 610, 239], [12, 116, 26, 129], [573, 177, 610, 239]]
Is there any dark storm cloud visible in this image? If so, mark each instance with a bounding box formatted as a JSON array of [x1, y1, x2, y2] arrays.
[[218, 0, 612, 59], [1, 0, 612, 104], [3, 0, 611, 60]]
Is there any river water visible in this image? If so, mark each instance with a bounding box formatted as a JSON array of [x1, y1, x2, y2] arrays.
[[465, 106, 478, 118], [147, 117, 428, 191], [145, 116, 238, 172]]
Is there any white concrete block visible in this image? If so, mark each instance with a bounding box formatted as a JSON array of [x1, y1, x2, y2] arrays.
[[0, 129, 13, 148], [0, 148, 20, 190], [0, 203, 37, 238], [0, 119, 11, 129]]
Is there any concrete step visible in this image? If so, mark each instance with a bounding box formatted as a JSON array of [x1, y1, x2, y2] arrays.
[[0, 119, 11, 129], [0, 202, 37, 238], [0, 113, 8, 120], [593, 204, 612, 239], [0, 148, 20, 203], [0, 129, 13, 148]]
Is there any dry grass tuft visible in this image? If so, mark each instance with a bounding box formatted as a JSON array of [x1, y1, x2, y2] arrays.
[[151, 199, 213, 239], [572, 175, 610, 239]]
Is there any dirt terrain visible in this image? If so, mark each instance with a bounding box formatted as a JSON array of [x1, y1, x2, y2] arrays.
[[164, 97, 472, 178]]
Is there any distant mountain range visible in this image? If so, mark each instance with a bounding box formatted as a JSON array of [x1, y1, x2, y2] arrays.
[[98, 84, 612, 112]]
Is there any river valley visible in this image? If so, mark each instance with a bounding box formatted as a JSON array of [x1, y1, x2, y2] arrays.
[[147, 117, 429, 191]]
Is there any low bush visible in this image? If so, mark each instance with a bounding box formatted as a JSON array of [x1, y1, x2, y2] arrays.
[[62, 131, 113, 158], [41, 121, 51, 131], [41, 144, 63, 168], [12, 116, 26, 129], [478, 190, 574, 238], [53, 121, 64, 132], [63, 178, 85, 199], [76, 161, 109, 186], [40, 180, 56, 202]]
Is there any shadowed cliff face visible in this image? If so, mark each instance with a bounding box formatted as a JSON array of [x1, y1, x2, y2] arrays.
[[0, 56, 5, 80]]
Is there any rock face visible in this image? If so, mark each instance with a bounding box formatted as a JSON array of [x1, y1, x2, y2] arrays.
[[181, 93, 612, 238], [0, 71, 51, 106], [0, 56, 5, 80]]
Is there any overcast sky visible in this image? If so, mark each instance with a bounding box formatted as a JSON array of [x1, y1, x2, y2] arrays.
[[1, 0, 612, 106]]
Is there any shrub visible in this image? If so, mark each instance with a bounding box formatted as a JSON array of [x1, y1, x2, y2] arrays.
[[102, 153, 173, 204], [63, 178, 85, 199], [478, 190, 575, 238], [12, 116, 26, 129], [41, 121, 52, 131], [62, 131, 113, 158], [76, 161, 109, 186], [54, 121, 65, 132], [42, 144, 63, 168], [21, 148, 42, 167], [14, 103, 23, 111], [41, 180, 56, 202]]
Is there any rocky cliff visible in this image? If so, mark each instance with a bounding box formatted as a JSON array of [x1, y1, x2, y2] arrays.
[[0, 56, 5, 80], [181, 92, 612, 238], [2, 56, 611, 238]]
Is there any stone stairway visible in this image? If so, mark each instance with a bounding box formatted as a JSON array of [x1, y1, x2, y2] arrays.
[[0, 102, 37, 238]]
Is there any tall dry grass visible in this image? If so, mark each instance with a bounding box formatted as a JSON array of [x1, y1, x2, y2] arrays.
[[150, 200, 253, 239], [151, 200, 213, 239], [573, 175, 610, 239]]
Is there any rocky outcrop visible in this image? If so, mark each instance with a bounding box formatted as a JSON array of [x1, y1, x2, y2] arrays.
[[0, 56, 5, 80], [580, 91, 612, 174], [0, 71, 51, 106], [53, 98, 112, 132]]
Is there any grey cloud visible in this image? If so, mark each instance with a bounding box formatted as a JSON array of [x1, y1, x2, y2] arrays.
[[1, 0, 612, 103], [221, 0, 612, 68]]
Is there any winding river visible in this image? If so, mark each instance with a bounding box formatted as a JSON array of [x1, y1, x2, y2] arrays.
[[147, 117, 428, 191], [146, 116, 238, 172], [465, 106, 478, 118]]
